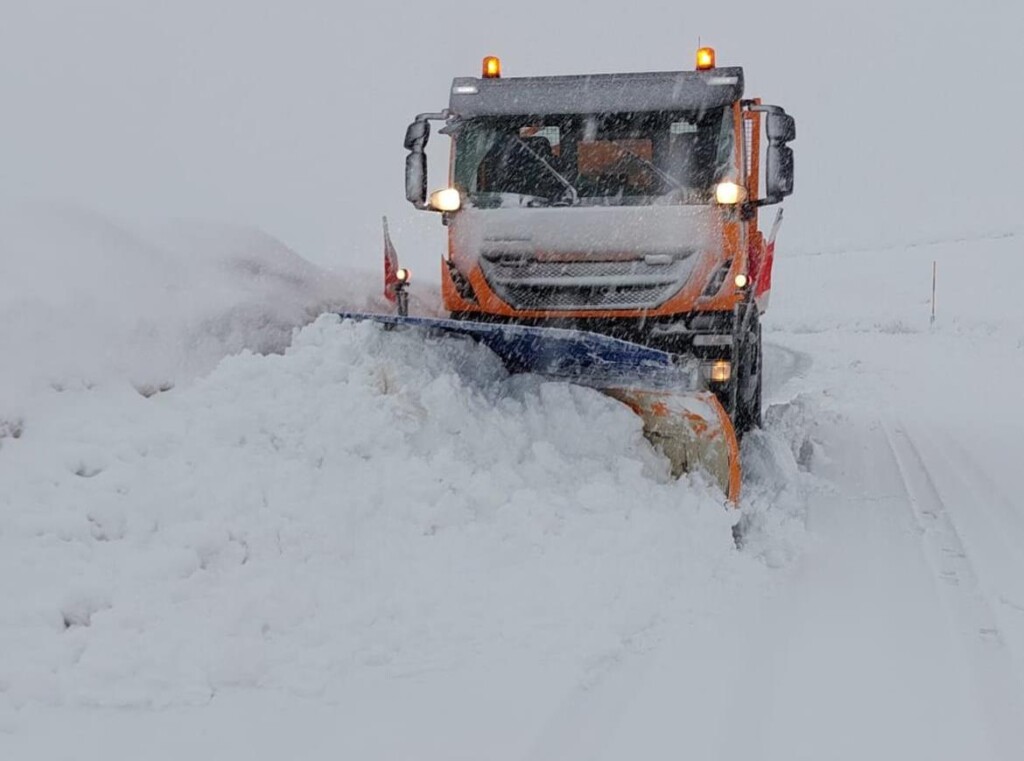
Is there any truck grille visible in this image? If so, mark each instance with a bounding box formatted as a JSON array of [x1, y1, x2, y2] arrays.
[[480, 253, 696, 311]]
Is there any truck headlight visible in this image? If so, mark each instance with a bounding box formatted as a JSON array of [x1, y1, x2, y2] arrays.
[[429, 188, 461, 212], [715, 182, 747, 205]]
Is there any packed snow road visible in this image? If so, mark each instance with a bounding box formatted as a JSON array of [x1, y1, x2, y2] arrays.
[[1, 209, 1022, 759], [740, 235, 1024, 760]]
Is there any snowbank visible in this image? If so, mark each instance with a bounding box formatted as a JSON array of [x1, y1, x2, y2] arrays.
[[0, 202, 815, 745], [0, 315, 750, 709], [0, 203, 804, 731], [0, 203, 386, 412]]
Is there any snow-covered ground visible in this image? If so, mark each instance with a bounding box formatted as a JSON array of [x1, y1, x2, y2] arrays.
[[751, 233, 1024, 760], [1, 206, 1022, 759]]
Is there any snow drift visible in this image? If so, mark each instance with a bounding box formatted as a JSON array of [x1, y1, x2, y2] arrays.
[[0, 205, 787, 716], [0, 313, 755, 709], [0, 202, 387, 411]]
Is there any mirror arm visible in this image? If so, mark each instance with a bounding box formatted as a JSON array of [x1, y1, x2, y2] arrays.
[[415, 110, 450, 122], [746, 104, 785, 116]]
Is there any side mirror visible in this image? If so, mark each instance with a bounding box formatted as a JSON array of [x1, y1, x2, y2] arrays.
[[766, 145, 794, 199], [405, 151, 427, 206], [766, 112, 795, 144], [751, 105, 795, 204], [404, 119, 430, 151], [403, 112, 449, 211]]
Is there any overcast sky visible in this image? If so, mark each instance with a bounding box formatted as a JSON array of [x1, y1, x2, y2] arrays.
[[2, 1, 1021, 277]]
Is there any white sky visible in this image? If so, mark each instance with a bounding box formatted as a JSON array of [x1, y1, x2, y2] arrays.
[[2, 1, 1021, 277]]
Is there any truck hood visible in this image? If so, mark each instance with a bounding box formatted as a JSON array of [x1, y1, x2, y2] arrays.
[[450, 206, 722, 312], [451, 205, 719, 261]]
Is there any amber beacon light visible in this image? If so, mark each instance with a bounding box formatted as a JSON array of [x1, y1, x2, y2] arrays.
[[482, 55, 502, 78], [696, 47, 716, 70]]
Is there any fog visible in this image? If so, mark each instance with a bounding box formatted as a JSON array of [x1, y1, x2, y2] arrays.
[[2, 1, 1021, 277]]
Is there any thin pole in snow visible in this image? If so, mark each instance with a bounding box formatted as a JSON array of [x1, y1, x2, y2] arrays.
[[931, 260, 937, 325]]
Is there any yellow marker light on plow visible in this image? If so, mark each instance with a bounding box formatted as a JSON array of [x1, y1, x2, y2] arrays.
[[709, 360, 731, 383]]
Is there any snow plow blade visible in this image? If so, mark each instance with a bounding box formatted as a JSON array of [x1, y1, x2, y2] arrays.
[[603, 388, 740, 503], [339, 312, 741, 503]]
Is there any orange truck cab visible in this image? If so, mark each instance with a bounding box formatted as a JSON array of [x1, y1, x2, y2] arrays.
[[403, 49, 795, 432]]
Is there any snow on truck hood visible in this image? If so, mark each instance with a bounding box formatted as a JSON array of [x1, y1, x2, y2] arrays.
[[450, 205, 720, 310], [451, 205, 719, 261]]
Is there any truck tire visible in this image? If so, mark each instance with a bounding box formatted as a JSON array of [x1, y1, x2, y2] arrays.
[[735, 318, 762, 436]]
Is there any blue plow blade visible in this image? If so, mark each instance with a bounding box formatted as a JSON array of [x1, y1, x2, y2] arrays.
[[336, 312, 699, 392], [336, 311, 740, 502]]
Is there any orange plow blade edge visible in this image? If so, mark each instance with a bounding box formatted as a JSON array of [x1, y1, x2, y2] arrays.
[[604, 388, 741, 504]]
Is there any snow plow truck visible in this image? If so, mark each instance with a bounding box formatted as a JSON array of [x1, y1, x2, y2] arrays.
[[344, 48, 795, 503]]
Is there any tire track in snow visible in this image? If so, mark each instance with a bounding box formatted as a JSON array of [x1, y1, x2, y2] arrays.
[[899, 427, 1024, 704], [882, 422, 1024, 761], [922, 433, 1024, 615]]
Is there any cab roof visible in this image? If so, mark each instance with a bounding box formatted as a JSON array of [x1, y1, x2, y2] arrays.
[[448, 68, 744, 118]]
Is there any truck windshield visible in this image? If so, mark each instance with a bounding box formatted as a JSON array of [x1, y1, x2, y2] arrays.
[[452, 107, 735, 208]]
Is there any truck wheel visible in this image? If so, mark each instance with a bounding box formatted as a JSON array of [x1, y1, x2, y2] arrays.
[[735, 320, 762, 436]]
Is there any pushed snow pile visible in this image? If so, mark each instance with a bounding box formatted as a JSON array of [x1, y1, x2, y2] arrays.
[[0, 203, 382, 409], [0, 316, 744, 708]]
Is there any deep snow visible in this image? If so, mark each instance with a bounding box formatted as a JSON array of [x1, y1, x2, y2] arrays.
[[0, 205, 809, 752], [0, 314, 756, 710], [2, 205, 1022, 759]]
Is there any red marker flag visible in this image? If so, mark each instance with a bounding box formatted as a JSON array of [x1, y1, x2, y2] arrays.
[[382, 216, 399, 303], [756, 208, 784, 310]]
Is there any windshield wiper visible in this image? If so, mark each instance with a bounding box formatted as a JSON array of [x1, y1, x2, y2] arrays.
[[511, 136, 580, 205]]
